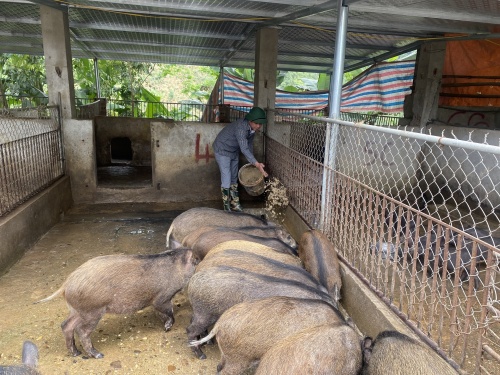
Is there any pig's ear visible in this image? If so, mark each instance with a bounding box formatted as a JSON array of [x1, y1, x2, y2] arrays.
[[363, 336, 373, 348], [186, 249, 200, 265], [192, 254, 201, 266], [362, 337, 373, 364]]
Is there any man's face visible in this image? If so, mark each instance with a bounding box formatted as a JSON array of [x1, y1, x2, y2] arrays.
[[249, 121, 263, 132]]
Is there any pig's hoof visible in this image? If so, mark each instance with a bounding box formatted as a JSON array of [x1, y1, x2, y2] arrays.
[[70, 348, 82, 357], [192, 348, 206, 360], [90, 350, 104, 359]]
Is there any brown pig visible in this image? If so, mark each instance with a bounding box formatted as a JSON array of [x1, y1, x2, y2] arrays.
[[361, 330, 458, 374], [165, 207, 282, 248], [35, 248, 197, 359], [298, 229, 342, 304], [190, 296, 346, 375], [183, 226, 297, 260], [202, 240, 302, 268], [182, 225, 297, 255], [186, 265, 335, 359], [255, 323, 362, 375]]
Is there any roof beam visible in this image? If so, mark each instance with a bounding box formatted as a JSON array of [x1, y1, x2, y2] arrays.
[[64, 0, 279, 19], [70, 36, 232, 53], [0, 30, 40, 38], [86, 0, 325, 7], [279, 38, 393, 51], [260, 0, 336, 26], [0, 40, 43, 48], [0, 15, 39, 24], [344, 40, 421, 72], [69, 21, 246, 41], [350, 3, 500, 25], [306, 13, 490, 36], [28, 0, 67, 11]]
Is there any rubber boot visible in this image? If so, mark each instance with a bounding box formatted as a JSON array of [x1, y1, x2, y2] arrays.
[[229, 184, 243, 212], [221, 187, 231, 211]]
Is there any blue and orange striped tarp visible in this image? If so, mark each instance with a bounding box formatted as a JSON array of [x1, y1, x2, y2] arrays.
[[209, 61, 415, 114], [341, 61, 416, 113]]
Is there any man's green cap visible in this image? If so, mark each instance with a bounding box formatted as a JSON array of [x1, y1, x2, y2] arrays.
[[245, 107, 267, 124]]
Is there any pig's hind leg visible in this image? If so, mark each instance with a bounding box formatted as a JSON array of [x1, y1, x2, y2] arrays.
[[186, 312, 217, 359], [153, 298, 175, 331], [61, 308, 82, 357], [74, 308, 106, 359]]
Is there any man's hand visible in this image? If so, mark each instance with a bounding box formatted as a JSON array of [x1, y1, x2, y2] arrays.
[[254, 162, 268, 177]]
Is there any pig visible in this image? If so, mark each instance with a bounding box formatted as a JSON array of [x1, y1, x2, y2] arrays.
[[196, 249, 316, 288], [181, 224, 297, 252], [183, 227, 297, 260], [298, 229, 342, 304], [186, 265, 335, 359], [402, 229, 491, 289], [361, 330, 458, 374], [35, 248, 198, 359], [202, 240, 302, 268], [0, 341, 40, 375], [454, 226, 500, 266], [370, 242, 399, 262], [418, 239, 483, 289], [165, 207, 282, 248], [255, 323, 362, 375], [189, 296, 347, 375]]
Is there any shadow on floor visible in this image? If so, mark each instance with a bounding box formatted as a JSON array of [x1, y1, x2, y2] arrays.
[[97, 165, 152, 188]]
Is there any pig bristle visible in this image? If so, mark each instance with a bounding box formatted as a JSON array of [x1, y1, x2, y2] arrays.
[[33, 285, 65, 304], [188, 330, 216, 347], [165, 224, 174, 248]]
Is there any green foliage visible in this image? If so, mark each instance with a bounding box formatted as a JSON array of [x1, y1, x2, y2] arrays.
[[317, 73, 330, 91], [225, 68, 328, 93], [72, 58, 97, 100], [153, 64, 218, 103], [343, 66, 369, 85], [0, 53, 47, 107], [277, 71, 320, 92], [225, 67, 254, 82]]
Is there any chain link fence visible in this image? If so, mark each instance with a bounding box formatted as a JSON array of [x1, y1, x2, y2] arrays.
[[0, 106, 64, 217], [266, 109, 500, 374]]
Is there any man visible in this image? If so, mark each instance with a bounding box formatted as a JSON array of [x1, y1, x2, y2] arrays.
[[212, 106, 268, 211]]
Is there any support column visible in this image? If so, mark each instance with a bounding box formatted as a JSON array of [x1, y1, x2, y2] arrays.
[[320, 0, 349, 231], [40, 5, 76, 119], [254, 27, 279, 110], [410, 41, 446, 127]]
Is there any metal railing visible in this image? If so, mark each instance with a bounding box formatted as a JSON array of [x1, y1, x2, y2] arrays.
[[3, 95, 403, 126], [0, 105, 64, 217], [266, 109, 500, 374], [0, 95, 49, 110]]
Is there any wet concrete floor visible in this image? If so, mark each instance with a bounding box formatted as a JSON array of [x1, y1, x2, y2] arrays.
[[0, 202, 235, 374]]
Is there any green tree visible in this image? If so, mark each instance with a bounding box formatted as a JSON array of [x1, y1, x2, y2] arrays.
[[153, 65, 219, 103], [72, 58, 98, 104], [0, 53, 47, 107]]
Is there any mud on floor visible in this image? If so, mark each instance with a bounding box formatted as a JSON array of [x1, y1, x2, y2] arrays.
[[0, 203, 222, 374]]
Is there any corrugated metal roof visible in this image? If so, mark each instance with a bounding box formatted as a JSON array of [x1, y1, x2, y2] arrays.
[[0, 0, 499, 72]]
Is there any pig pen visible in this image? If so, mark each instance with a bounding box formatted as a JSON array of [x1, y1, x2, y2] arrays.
[[0, 202, 442, 374]]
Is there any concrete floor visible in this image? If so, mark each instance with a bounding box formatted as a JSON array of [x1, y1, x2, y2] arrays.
[[97, 165, 152, 188], [0, 202, 238, 374]]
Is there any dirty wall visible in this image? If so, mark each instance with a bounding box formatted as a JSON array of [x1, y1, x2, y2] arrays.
[[64, 118, 264, 204]]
